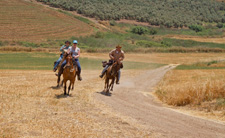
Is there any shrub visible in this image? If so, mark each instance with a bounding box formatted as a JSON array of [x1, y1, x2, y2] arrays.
[[109, 20, 116, 26], [188, 25, 203, 32], [216, 23, 224, 28], [131, 26, 148, 35], [149, 28, 157, 35]]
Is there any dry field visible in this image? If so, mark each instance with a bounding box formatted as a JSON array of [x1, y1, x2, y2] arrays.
[[168, 35, 225, 44], [0, 70, 154, 137], [0, 53, 225, 137], [0, 0, 93, 42], [156, 69, 225, 121], [82, 52, 225, 64]]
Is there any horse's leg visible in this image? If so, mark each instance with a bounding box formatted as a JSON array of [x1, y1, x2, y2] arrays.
[[104, 77, 107, 92], [72, 76, 75, 90], [110, 78, 115, 91], [106, 78, 110, 93], [60, 79, 63, 87], [68, 81, 71, 95], [64, 80, 67, 95], [57, 75, 60, 87]]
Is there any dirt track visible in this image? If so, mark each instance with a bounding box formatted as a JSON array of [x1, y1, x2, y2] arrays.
[[95, 65, 225, 138]]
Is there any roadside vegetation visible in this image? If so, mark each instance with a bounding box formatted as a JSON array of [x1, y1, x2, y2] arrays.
[[156, 61, 225, 119]]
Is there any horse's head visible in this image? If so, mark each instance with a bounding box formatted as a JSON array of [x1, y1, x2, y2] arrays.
[[65, 53, 73, 68], [111, 61, 121, 76]]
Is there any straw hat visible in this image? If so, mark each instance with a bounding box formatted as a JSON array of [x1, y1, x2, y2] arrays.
[[116, 45, 122, 48]]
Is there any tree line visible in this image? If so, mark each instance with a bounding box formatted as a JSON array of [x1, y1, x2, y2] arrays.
[[37, 0, 225, 28]]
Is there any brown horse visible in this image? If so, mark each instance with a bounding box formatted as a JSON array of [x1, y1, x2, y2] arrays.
[[63, 53, 76, 95], [56, 53, 67, 87], [104, 61, 121, 94]]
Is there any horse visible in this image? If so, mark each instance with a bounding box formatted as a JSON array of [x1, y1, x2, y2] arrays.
[[62, 53, 77, 95], [55, 53, 67, 87], [104, 61, 121, 94]]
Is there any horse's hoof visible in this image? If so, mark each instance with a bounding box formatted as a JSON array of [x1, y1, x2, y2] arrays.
[[57, 85, 59, 87], [64, 93, 66, 95]]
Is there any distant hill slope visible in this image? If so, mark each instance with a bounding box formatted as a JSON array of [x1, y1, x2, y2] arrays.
[[0, 0, 93, 42], [37, 0, 225, 28]]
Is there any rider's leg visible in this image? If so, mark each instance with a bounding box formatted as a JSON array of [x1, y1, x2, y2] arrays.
[[57, 60, 66, 76], [99, 65, 109, 78], [75, 59, 82, 81], [116, 70, 121, 84], [53, 55, 63, 71]]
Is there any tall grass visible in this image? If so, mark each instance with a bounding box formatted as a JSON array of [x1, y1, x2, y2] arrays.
[[157, 77, 225, 106], [156, 67, 225, 112]]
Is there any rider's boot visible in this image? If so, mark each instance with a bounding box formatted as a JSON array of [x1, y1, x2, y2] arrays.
[[99, 72, 105, 78], [99, 65, 108, 78], [53, 68, 57, 72], [56, 67, 63, 76]]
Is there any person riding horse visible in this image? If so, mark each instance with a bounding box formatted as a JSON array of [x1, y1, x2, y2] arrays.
[[53, 41, 71, 72], [99, 45, 124, 84], [58, 40, 82, 81]]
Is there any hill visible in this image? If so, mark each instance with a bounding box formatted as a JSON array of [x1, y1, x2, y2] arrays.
[[0, 0, 93, 42], [37, 0, 225, 28]]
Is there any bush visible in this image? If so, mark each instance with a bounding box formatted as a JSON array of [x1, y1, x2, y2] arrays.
[[94, 32, 104, 38], [149, 28, 157, 35], [216, 23, 224, 28], [131, 26, 148, 35], [136, 40, 167, 48], [188, 25, 203, 32], [109, 20, 116, 26]]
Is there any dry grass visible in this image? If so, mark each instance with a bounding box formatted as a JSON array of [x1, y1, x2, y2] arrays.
[[156, 70, 225, 120], [168, 35, 225, 44], [82, 52, 225, 64], [0, 0, 93, 42], [0, 70, 154, 137]]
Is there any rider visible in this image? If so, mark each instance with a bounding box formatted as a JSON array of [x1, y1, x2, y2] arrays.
[[53, 41, 71, 72], [99, 45, 124, 84], [59, 40, 82, 81]]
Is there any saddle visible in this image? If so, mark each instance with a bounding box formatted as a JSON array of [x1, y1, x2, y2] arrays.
[[102, 60, 123, 68]]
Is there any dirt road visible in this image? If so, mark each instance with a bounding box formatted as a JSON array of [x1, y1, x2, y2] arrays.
[[95, 65, 225, 138]]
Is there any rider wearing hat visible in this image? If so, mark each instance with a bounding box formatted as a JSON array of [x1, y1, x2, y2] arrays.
[[53, 41, 71, 72], [99, 45, 124, 84], [58, 40, 82, 81]]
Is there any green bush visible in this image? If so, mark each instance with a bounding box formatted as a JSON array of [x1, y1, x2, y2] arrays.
[[149, 28, 157, 35], [217, 23, 224, 28], [188, 25, 203, 32], [136, 40, 167, 48], [131, 26, 148, 35], [109, 20, 116, 26]]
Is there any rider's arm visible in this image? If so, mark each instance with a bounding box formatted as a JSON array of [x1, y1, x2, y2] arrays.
[[109, 50, 114, 60], [74, 49, 80, 59], [60, 45, 65, 52], [120, 52, 125, 61]]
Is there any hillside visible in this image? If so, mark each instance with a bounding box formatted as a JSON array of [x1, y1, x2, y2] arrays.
[[0, 0, 93, 42], [37, 0, 225, 28]]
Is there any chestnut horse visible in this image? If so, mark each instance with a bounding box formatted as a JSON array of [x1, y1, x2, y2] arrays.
[[63, 53, 76, 95], [104, 61, 121, 94]]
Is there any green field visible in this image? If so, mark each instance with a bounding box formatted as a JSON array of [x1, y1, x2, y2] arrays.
[[0, 53, 164, 70], [176, 60, 225, 70]]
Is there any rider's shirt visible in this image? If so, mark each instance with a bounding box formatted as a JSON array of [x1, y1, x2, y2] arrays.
[[69, 46, 80, 58], [60, 45, 70, 55], [109, 49, 125, 61]]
